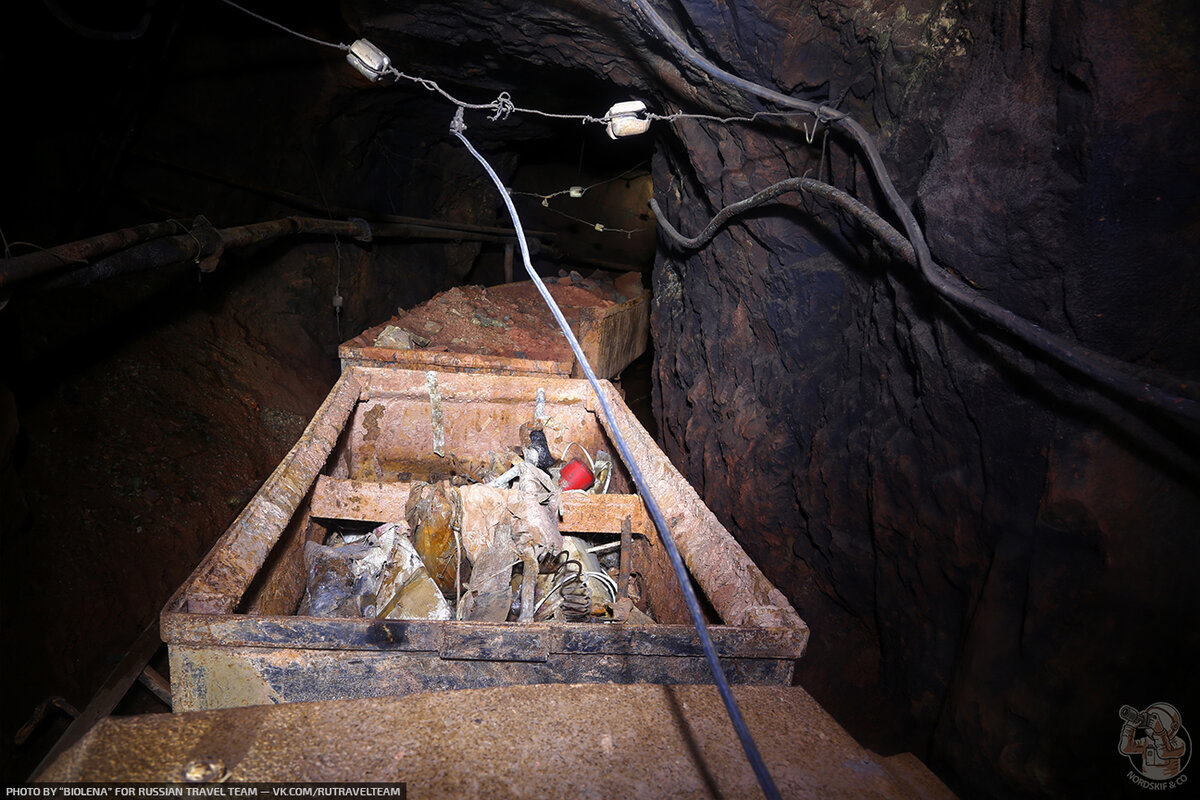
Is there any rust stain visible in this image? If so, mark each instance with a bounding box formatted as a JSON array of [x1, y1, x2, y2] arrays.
[[361, 404, 384, 443]]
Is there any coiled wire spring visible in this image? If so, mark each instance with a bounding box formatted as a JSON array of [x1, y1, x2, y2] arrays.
[[533, 551, 591, 621]]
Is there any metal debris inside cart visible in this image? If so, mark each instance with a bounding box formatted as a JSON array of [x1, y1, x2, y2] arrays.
[[299, 426, 644, 624]]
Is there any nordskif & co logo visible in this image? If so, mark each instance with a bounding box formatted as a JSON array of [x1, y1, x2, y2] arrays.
[[1118, 702, 1191, 790]]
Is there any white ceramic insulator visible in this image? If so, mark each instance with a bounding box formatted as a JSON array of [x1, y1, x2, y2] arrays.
[[605, 100, 650, 139], [347, 39, 391, 81], [607, 116, 651, 139]]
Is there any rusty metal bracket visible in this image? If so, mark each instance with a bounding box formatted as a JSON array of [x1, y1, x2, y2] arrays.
[[426, 371, 445, 457], [620, 516, 633, 599], [28, 619, 165, 779], [189, 216, 224, 273], [138, 665, 173, 708], [347, 217, 373, 243], [14, 697, 80, 746]]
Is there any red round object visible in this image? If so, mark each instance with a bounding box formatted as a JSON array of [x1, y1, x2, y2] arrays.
[[559, 458, 595, 491]]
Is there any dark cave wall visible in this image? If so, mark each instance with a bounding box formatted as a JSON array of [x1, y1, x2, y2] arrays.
[[643, 0, 1200, 797]]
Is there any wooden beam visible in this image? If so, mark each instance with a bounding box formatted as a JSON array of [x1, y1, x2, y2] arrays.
[[310, 476, 651, 535]]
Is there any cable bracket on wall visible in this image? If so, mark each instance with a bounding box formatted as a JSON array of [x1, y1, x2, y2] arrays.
[[347, 217, 373, 243], [189, 216, 225, 273]]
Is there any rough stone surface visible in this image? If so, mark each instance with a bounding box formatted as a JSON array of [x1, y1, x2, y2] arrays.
[[639, 3, 1200, 799], [40, 683, 953, 798]]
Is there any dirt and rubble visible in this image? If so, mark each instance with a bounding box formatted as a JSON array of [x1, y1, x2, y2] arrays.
[[358, 273, 644, 363]]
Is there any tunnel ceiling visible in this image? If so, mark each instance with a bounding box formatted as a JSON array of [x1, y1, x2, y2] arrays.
[[3, 0, 1199, 797]]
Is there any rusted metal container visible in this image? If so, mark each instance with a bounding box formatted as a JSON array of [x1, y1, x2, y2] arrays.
[[338, 279, 651, 378], [161, 366, 808, 712]]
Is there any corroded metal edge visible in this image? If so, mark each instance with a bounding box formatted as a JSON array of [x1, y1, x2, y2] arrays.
[[595, 380, 810, 653], [161, 615, 804, 658], [338, 345, 573, 378], [162, 369, 365, 618]]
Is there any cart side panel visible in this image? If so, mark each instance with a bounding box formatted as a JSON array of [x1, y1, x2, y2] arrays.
[[169, 644, 795, 712]]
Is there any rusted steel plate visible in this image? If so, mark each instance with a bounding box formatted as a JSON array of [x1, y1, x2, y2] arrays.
[[240, 494, 316, 615], [339, 282, 648, 380], [37, 684, 951, 800], [309, 476, 412, 521], [161, 612, 800, 658], [309, 475, 651, 535], [168, 644, 795, 712], [357, 364, 595, 406], [339, 346, 572, 377], [560, 492, 651, 534], [571, 292, 651, 380], [439, 624, 548, 662], [344, 368, 626, 489], [162, 614, 442, 652], [557, 623, 804, 659]]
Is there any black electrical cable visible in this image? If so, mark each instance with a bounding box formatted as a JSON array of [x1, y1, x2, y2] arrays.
[[629, 0, 1200, 423], [625, 0, 938, 282], [213, 0, 350, 51], [649, 173, 1200, 423], [452, 111, 782, 800]]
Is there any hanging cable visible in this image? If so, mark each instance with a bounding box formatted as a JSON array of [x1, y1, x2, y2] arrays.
[[451, 109, 781, 800], [213, 0, 349, 51], [508, 161, 650, 204], [507, 162, 650, 236], [651, 177, 1200, 421], [625, 0, 932, 266], [210, 0, 821, 137], [628, 0, 1200, 423], [42, 0, 155, 41], [516, 203, 645, 238], [302, 142, 346, 339]]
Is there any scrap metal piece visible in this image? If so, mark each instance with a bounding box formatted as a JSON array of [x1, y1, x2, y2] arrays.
[[426, 371, 444, 456], [376, 532, 452, 621], [14, 697, 80, 746], [619, 515, 632, 600], [405, 481, 465, 596], [460, 522, 517, 622], [137, 666, 173, 708], [182, 758, 228, 783]]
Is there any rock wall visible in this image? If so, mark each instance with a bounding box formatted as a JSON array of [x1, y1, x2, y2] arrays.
[[641, 0, 1200, 797]]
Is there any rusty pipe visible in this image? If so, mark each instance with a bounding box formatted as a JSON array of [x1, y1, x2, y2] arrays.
[[0, 221, 186, 290], [127, 151, 559, 242], [11, 214, 544, 291]]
